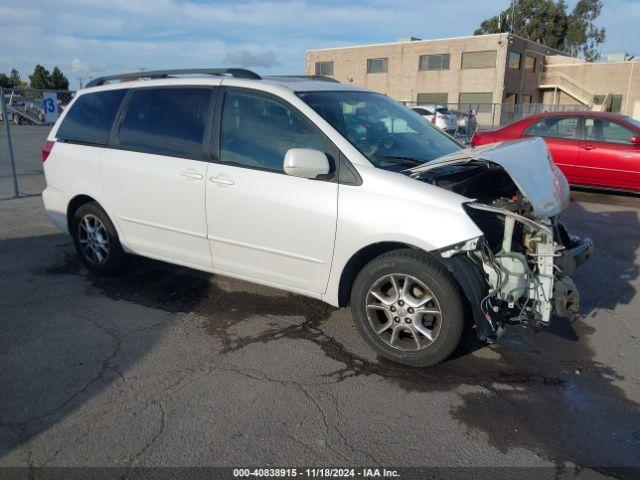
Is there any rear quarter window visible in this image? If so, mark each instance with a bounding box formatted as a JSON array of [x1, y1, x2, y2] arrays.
[[56, 89, 127, 145]]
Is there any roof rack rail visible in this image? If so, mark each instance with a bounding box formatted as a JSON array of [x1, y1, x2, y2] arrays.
[[85, 68, 261, 88], [265, 75, 340, 83]]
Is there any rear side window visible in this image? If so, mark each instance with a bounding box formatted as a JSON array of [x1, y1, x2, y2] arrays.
[[118, 88, 212, 159], [57, 89, 127, 145], [525, 117, 579, 140]]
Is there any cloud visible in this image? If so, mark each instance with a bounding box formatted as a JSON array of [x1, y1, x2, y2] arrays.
[[223, 50, 281, 68], [0, 0, 635, 90], [69, 58, 91, 73]]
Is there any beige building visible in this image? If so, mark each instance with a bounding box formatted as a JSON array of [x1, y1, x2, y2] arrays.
[[541, 55, 640, 118], [306, 33, 640, 121]]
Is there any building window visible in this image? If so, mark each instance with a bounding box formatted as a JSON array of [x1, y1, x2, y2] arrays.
[[524, 55, 537, 73], [419, 54, 450, 71], [461, 50, 497, 69], [593, 94, 624, 113], [611, 95, 623, 113], [459, 92, 493, 113], [593, 95, 607, 105], [504, 93, 517, 113], [315, 61, 334, 76], [367, 58, 388, 74], [521, 94, 533, 104], [417, 93, 449, 105], [508, 51, 522, 70]]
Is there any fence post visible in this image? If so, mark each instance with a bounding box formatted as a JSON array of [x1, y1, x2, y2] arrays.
[[0, 90, 19, 198]]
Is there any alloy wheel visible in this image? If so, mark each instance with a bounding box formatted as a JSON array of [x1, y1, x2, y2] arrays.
[[365, 273, 442, 352], [78, 214, 110, 265]]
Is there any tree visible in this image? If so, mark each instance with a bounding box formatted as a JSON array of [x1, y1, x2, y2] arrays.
[[474, 0, 605, 59], [27, 65, 70, 90], [29, 64, 51, 89], [566, 0, 606, 61], [10, 69, 24, 88], [50, 67, 70, 90], [0, 73, 12, 88]]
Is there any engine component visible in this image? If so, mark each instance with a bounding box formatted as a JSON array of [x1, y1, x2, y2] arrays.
[[482, 253, 530, 306], [553, 276, 580, 318], [463, 201, 578, 329]]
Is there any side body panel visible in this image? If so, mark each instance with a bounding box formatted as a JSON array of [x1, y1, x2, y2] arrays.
[[537, 137, 580, 182], [205, 163, 338, 296], [99, 149, 211, 268], [42, 142, 106, 233], [323, 165, 483, 307], [575, 140, 640, 190]]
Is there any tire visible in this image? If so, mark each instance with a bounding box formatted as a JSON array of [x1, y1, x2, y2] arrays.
[[71, 202, 128, 275], [350, 248, 465, 367]]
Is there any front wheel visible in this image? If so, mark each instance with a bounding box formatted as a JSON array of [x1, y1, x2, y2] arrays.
[[350, 249, 465, 367]]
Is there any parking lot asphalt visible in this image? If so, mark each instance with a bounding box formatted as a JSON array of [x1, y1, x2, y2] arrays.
[[0, 126, 639, 477]]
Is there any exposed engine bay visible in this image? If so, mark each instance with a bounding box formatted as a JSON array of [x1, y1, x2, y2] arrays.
[[409, 138, 593, 346]]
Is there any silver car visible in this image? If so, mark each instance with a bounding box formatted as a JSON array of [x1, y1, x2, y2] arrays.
[[412, 104, 458, 134]]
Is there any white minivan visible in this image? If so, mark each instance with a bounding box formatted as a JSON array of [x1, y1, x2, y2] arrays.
[[42, 68, 592, 366]]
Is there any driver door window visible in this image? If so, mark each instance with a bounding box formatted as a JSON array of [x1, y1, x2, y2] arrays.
[[220, 90, 325, 172], [583, 118, 636, 144]]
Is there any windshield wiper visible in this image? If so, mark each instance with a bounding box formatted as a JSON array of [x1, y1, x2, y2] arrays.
[[374, 155, 427, 167]]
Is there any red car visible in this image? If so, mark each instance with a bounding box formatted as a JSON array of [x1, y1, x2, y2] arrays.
[[471, 112, 640, 192]]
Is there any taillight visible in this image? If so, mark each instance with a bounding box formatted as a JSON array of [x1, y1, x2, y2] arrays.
[[430, 117, 436, 124], [41, 140, 55, 162]]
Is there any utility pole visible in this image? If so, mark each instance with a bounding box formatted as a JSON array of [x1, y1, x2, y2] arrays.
[[0, 90, 19, 198], [510, 0, 516, 33]]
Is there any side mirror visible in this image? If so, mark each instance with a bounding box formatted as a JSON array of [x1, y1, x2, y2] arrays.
[[283, 149, 330, 179], [630, 135, 640, 146]]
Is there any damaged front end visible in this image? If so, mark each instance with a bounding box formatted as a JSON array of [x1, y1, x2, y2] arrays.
[[410, 138, 594, 350]]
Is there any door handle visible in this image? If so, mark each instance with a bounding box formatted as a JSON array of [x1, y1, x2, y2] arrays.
[[209, 174, 235, 186], [180, 169, 204, 181], [581, 145, 596, 151]]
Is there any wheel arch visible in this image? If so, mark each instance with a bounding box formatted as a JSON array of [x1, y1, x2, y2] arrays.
[[66, 194, 98, 234], [336, 241, 418, 308]]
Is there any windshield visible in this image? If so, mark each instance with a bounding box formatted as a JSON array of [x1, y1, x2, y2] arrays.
[[297, 91, 461, 170]]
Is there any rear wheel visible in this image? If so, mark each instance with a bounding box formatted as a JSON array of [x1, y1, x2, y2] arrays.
[[72, 202, 128, 275], [351, 249, 465, 367]]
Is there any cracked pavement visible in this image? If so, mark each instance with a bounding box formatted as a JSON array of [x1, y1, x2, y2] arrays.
[[0, 127, 639, 477]]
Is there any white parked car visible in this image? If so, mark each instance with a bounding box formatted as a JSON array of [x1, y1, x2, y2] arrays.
[[42, 68, 592, 367], [412, 105, 458, 134]]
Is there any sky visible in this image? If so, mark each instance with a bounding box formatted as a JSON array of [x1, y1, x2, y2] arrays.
[[1, 0, 639, 90]]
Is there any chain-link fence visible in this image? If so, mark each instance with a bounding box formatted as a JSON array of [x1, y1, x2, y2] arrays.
[[402, 101, 589, 144], [0, 88, 75, 126], [0, 88, 75, 199]]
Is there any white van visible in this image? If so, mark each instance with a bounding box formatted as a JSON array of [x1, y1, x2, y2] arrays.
[[42, 68, 592, 366]]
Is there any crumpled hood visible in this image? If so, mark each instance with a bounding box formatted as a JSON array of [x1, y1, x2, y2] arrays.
[[409, 137, 570, 217]]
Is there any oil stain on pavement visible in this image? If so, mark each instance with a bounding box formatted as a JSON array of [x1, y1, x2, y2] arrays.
[[45, 250, 640, 476]]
